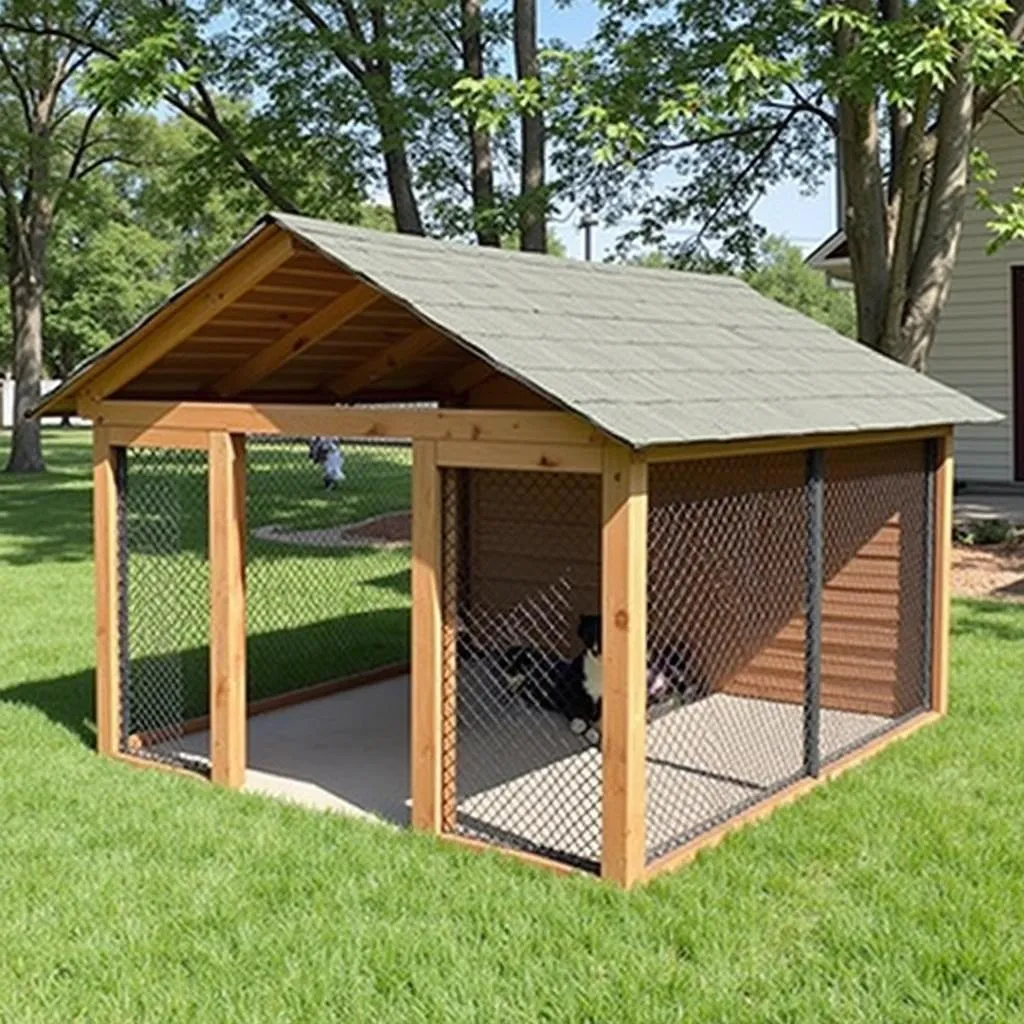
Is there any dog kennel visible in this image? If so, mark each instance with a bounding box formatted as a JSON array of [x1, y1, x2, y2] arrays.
[[35, 213, 997, 886]]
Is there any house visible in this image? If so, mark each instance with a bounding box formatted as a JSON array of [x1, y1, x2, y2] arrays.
[[808, 97, 1024, 486]]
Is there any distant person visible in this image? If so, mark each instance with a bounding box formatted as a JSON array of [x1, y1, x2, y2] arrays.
[[308, 436, 345, 490]]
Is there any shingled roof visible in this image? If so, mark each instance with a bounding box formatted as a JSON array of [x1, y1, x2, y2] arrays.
[[38, 211, 999, 448]]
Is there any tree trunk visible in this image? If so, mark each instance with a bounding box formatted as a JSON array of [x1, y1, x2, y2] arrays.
[[381, 139, 425, 235], [462, 0, 500, 247], [5, 239, 46, 473], [514, 0, 546, 252]]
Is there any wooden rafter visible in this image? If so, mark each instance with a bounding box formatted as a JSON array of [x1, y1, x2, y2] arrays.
[[438, 359, 497, 398], [81, 229, 295, 404], [328, 326, 442, 400], [212, 282, 380, 397]]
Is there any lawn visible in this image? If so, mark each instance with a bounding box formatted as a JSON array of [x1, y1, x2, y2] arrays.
[[1, 430, 1023, 1023]]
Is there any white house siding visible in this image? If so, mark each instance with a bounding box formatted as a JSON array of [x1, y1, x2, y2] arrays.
[[929, 98, 1024, 483]]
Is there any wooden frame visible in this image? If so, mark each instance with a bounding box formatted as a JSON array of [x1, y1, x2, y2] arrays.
[[209, 432, 248, 788], [410, 439, 443, 832], [600, 446, 648, 888], [931, 428, 954, 716], [92, 427, 121, 758], [81, 388, 957, 887]]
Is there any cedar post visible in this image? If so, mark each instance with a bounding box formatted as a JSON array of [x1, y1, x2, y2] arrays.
[[930, 429, 954, 716], [92, 427, 121, 757], [209, 431, 247, 788], [411, 439, 443, 831], [600, 445, 648, 887]]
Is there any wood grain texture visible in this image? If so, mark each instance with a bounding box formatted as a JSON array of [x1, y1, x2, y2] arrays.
[[92, 428, 121, 757], [208, 432, 247, 788], [213, 282, 380, 396], [87, 400, 603, 446], [329, 326, 442, 398], [931, 429, 954, 716], [411, 440, 443, 832], [85, 229, 294, 402], [600, 446, 648, 889], [436, 440, 603, 473]]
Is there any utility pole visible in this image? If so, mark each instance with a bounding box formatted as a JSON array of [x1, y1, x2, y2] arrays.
[[579, 208, 598, 261]]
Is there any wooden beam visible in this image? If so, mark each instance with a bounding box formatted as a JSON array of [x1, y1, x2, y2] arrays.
[[329, 326, 442, 399], [213, 282, 380, 397], [411, 439, 443, 832], [92, 427, 121, 758], [86, 400, 605, 446], [438, 359, 497, 398], [436, 440, 604, 473], [107, 425, 210, 450], [644, 425, 951, 464], [643, 710, 940, 883], [84, 228, 294, 403], [600, 445, 648, 889], [931, 429, 954, 716], [209, 432, 247, 788]]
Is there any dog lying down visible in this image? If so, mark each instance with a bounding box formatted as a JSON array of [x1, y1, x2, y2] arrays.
[[503, 614, 704, 745]]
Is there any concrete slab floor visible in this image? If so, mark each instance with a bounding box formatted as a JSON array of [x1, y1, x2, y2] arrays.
[[165, 675, 893, 866]]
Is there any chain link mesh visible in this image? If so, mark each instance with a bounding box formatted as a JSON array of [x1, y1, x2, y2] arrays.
[[117, 445, 210, 772], [442, 468, 603, 872], [644, 441, 934, 863], [245, 436, 411, 704]]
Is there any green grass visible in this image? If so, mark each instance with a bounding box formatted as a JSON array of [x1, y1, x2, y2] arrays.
[[2, 430, 1024, 1022]]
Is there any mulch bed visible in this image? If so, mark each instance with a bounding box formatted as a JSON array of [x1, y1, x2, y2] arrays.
[[952, 543, 1024, 602], [253, 511, 411, 550]]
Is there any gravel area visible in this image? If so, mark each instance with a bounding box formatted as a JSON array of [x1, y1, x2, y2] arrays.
[[953, 543, 1024, 602]]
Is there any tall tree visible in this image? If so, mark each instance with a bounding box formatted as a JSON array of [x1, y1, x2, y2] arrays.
[[513, 0, 546, 252], [0, 0, 132, 471], [558, 0, 1024, 369], [461, 0, 500, 247]]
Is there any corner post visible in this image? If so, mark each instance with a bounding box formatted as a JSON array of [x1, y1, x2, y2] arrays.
[[411, 439, 443, 832], [600, 445, 648, 887], [804, 449, 824, 777], [209, 431, 247, 788], [930, 429, 954, 716], [92, 427, 121, 757]]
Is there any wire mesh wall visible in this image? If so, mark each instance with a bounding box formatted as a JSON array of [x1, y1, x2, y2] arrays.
[[117, 445, 210, 773], [441, 468, 603, 872], [644, 440, 934, 863], [245, 436, 411, 705], [645, 452, 809, 862]]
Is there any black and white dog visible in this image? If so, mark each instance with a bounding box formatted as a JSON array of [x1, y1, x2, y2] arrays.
[[308, 436, 345, 489], [504, 614, 704, 744]]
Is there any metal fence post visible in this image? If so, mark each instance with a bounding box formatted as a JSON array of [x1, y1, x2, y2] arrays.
[[804, 449, 824, 778]]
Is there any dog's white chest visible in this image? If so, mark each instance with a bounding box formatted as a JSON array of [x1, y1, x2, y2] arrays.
[[583, 650, 603, 702]]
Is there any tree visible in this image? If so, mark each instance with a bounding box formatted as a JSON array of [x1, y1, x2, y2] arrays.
[[745, 236, 856, 338], [0, 0, 136, 472], [513, 0, 546, 252], [555, 0, 1024, 370], [461, 0, 500, 247]]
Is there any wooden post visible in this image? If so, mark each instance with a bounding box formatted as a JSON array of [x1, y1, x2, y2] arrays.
[[930, 428, 954, 716], [92, 427, 121, 757], [209, 432, 247, 788], [600, 445, 648, 887], [440, 467, 459, 832], [411, 439, 443, 831]]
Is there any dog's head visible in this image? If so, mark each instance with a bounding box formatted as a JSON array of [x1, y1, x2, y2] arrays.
[[503, 645, 537, 692], [577, 614, 601, 657]]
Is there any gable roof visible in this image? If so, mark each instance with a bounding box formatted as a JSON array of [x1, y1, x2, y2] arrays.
[[37, 211, 998, 448]]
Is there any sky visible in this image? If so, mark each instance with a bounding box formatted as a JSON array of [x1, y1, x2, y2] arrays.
[[538, 0, 839, 260]]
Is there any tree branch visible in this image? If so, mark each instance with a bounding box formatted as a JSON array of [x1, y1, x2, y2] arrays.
[[0, 40, 32, 127], [287, 0, 366, 81]]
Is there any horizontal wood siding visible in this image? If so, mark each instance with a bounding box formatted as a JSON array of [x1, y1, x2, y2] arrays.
[[468, 471, 601, 653], [648, 442, 927, 718], [726, 442, 927, 716]]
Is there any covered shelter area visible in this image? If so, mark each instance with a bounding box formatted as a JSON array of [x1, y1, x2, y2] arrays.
[[35, 213, 997, 887]]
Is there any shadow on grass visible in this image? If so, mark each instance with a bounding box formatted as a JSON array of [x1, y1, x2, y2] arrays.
[[0, 607, 411, 747], [953, 598, 1024, 644]]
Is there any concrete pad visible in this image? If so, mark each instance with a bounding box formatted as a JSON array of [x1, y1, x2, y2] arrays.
[[160, 676, 893, 867]]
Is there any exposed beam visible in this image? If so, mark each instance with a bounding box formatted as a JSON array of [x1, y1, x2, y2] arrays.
[[82, 228, 295, 404], [83, 400, 606, 446], [328, 326, 442, 399], [212, 282, 380, 397], [439, 359, 497, 398]]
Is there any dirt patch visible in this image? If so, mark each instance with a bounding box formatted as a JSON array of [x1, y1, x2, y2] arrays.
[[953, 543, 1024, 602], [254, 511, 411, 550]]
